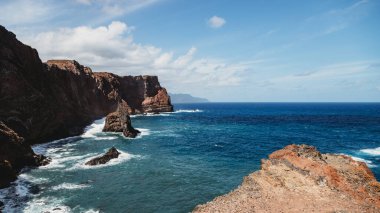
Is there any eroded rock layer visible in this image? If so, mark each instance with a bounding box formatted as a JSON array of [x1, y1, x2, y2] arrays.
[[194, 144, 380, 213]]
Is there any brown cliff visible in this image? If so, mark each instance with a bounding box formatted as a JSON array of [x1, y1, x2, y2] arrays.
[[0, 25, 173, 187], [194, 144, 380, 213]]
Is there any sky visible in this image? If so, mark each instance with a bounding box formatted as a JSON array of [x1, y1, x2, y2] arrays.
[[0, 0, 379, 102]]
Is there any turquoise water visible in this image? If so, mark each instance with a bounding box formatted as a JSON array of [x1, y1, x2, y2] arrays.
[[1, 103, 380, 212]]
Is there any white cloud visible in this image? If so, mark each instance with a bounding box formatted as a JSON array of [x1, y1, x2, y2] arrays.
[[0, 0, 55, 26], [207, 16, 226, 28], [23, 21, 248, 93], [76, 0, 160, 16], [76, 0, 92, 5]]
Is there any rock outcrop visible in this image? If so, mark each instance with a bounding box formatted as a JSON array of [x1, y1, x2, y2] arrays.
[[103, 101, 141, 138], [0, 122, 50, 188], [0, 25, 172, 187], [194, 144, 380, 213], [85, 147, 120, 166]]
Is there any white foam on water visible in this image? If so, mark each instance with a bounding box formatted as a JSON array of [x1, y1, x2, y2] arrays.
[[350, 156, 376, 168], [84, 209, 101, 213], [130, 113, 171, 118], [360, 147, 380, 156], [94, 136, 118, 140], [32, 136, 80, 155], [172, 109, 203, 113], [18, 174, 49, 184], [23, 197, 72, 213], [15, 182, 29, 197], [81, 118, 106, 138], [40, 153, 96, 170], [340, 154, 377, 168], [68, 150, 140, 170], [136, 128, 150, 138], [51, 183, 90, 191]]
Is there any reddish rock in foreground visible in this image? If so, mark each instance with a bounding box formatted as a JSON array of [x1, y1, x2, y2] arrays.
[[194, 144, 380, 213]]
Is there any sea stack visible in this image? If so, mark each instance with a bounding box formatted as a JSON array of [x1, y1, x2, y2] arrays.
[[194, 144, 380, 213], [103, 101, 141, 138]]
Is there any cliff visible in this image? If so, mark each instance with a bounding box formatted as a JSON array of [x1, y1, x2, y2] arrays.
[[194, 144, 380, 212], [0, 25, 172, 187]]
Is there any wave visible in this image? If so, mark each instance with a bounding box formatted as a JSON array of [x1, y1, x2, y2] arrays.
[[23, 197, 72, 213], [340, 154, 377, 168], [0, 173, 43, 212], [360, 147, 380, 156], [51, 183, 90, 191], [39, 151, 96, 170], [18, 174, 49, 184], [170, 109, 203, 113], [81, 118, 106, 138], [131, 113, 171, 118], [94, 136, 118, 140], [32, 136, 80, 155], [136, 128, 150, 138]]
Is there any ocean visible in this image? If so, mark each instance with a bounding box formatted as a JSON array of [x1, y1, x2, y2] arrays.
[[1, 103, 380, 212]]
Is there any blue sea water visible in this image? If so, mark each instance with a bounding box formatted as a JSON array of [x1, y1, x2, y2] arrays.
[[1, 103, 380, 212]]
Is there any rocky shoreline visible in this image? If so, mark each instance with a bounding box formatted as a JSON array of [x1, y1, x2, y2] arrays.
[[194, 144, 380, 212], [0, 25, 173, 188]]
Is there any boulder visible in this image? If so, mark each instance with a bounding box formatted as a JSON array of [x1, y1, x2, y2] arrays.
[[85, 147, 120, 166]]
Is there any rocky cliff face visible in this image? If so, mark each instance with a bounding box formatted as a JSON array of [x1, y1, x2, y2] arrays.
[[0, 122, 50, 188], [0, 25, 173, 187], [194, 144, 380, 213]]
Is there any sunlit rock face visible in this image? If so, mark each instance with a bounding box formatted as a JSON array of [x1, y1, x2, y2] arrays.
[[194, 144, 380, 213]]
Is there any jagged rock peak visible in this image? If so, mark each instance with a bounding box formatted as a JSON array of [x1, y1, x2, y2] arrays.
[[46, 60, 93, 75], [103, 100, 141, 138]]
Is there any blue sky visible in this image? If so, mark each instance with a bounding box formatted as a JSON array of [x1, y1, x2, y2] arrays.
[[1, 0, 379, 102]]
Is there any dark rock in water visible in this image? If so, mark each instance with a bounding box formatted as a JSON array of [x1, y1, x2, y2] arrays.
[[85, 147, 120, 166], [0, 200, 4, 209], [122, 115, 141, 138], [103, 101, 140, 138]]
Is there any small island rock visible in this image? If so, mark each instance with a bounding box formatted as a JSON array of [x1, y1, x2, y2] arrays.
[[85, 147, 120, 166], [103, 101, 140, 138]]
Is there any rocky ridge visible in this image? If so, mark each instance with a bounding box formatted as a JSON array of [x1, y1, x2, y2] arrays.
[[194, 144, 380, 213], [0, 25, 173, 187]]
